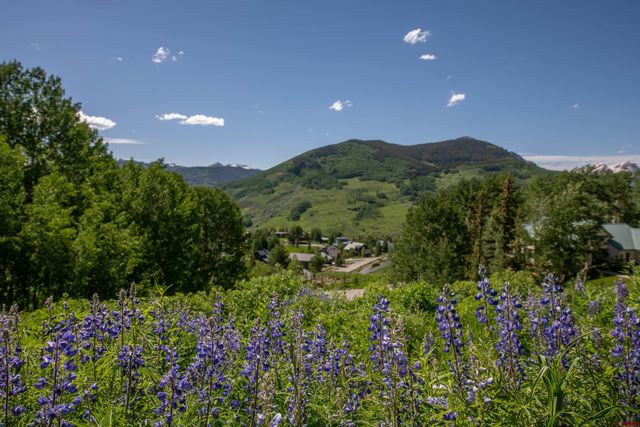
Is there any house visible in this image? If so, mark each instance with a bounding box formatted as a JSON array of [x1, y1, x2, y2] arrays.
[[602, 223, 640, 263], [275, 231, 289, 238], [334, 237, 350, 247], [288, 253, 315, 269], [254, 249, 270, 263], [344, 242, 365, 256], [320, 245, 340, 262]]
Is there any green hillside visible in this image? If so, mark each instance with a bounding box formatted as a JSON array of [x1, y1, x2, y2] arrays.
[[224, 137, 550, 237]]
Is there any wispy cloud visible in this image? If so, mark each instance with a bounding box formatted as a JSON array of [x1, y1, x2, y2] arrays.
[[156, 113, 188, 121], [152, 46, 170, 63], [30, 42, 40, 51], [115, 56, 123, 62], [403, 28, 430, 45], [572, 103, 579, 109], [157, 112, 224, 126], [447, 93, 466, 107], [181, 114, 224, 126], [329, 100, 352, 112], [78, 111, 116, 130], [522, 153, 640, 170], [104, 138, 144, 145], [419, 53, 437, 61]]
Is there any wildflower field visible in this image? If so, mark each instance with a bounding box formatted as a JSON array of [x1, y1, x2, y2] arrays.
[[1, 270, 639, 426]]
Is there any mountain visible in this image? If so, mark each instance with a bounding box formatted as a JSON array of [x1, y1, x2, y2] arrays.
[[574, 161, 639, 175], [117, 160, 261, 186], [223, 137, 549, 236]]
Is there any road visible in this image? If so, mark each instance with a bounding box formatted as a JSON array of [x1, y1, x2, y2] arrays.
[[329, 256, 384, 273]]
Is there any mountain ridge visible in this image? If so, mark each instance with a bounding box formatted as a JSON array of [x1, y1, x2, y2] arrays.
[[222, 136, 549, 236]]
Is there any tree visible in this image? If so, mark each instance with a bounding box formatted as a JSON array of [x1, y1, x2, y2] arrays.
[[309, 254, 325, 273], [0, 61, 112, 198], [187, 186, 246, 289], [288, 225, 304, 245], [310, 227, 323, 243], [20, 172, 77, 305], [269, 244, 289, 267], [0, 136, 25, 304], [393, 190, 470, 284]]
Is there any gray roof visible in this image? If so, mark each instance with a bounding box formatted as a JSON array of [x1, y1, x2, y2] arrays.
[[603, 223, 640, 251], [288, 253, 315, 262]]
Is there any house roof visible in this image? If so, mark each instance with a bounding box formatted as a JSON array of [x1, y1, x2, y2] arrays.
[[288, 253, 315, 262], [602, 223, 640, 251], [344, 242, 365, 251]]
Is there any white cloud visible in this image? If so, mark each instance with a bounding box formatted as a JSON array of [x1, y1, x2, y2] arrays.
[[419, 54, 437, 61], [446, 75, 452, 80], [156, 113, 188, 121], [181, 114, 224, 126], [157, 112, 224, 126], [152, 46, 170, 63], [329, 100, 352, 112], [115, 56, 123, 62], [573, 103, 579, 109], [522, 153, 640, 170], [447, 93, 466, 107], [104, 138, 144, 145], [403, 28, 430, 45], [78, 111, 116, 131]]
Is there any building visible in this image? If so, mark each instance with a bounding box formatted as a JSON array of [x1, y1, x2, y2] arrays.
[[602, 223, 640, 263], [288, 253, 315, 269]]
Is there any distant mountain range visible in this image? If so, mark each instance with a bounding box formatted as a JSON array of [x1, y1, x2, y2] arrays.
[[222, 137, 550, 236], [573, 161, 639, 175], [117, 160, 261, 186]]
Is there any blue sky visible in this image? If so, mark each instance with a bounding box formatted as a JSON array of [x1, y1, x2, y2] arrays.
[[2, 0, 639, 170]]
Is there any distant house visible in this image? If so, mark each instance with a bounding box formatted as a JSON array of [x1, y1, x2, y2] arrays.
[[275, 231, 289, 238], [254, 249, 270, 263], [288, 253, 315, 269], [602, 223, 640, 263], [320, 245, 340, 263], [334, 237, 350, 247], [344, 242, 365, 256]]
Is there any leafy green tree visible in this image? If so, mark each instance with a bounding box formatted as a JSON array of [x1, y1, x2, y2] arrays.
[[72, 189, 144, 298], [288, 225, 304, 245], [0, 136, 25, 304], [187, 186, 246, 289], [269, 244, 289, 267], [20, 172, 77, 305], [527, 176, 606, 278], [0, 61, 112, 197], [310, 227, 323, 242], [309, 253, 325, 273], [393, 190, 470, 284]]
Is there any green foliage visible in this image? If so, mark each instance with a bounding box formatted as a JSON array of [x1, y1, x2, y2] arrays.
[[309, 253, 325, 273], [0, 62, 246, 307], [288, 200, 312, 220]]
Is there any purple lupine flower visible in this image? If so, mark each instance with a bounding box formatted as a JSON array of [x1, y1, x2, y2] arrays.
[[242, 320, 271, 426], [187, 302, 236, 425], [574, 279, 585, 294], [611, 280, 640, 412], [79, 295, 111, 367], [368, 297, 411, 425], [588, 300, 600, 317], [436, 285, 466, 390], [111, 285, 144, 342], [34, 299, 84, 426], [1, 305, 26, 426], [287, 311, 308, 426], [116, 345, 145, 419], [474, 266, 498, 327], [544, 276, 577, 359], [154, 347, 191, 426], [495, 283, 524, 386]]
